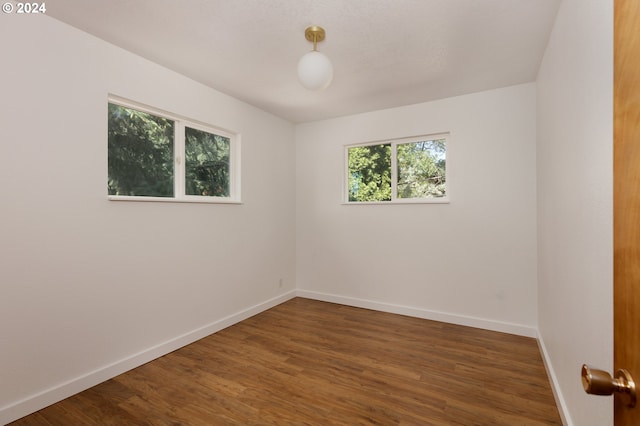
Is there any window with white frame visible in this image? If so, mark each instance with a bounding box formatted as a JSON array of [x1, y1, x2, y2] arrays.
[[108, 97, 240, 203], [345, 134, 448, 203]]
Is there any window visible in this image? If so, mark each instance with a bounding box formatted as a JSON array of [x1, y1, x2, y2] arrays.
[[108, 97, 240, 203], [346, 134, 448, 203]]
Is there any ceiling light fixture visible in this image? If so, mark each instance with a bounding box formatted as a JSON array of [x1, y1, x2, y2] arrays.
[[297, 26, 334, 91]]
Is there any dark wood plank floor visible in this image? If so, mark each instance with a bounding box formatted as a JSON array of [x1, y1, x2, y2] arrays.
[[9, 298, 562, 425]]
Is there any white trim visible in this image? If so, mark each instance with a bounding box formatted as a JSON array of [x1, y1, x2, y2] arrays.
[[0, 291, 296, 425], [295, 289, 537, 338], [537, 335, 572, 426], [342, 198, 450, 205], [230, 133, 241, 200], [108, 196, 242, 204], [175, 121, 186, 199], [390, 139, 398, 198]]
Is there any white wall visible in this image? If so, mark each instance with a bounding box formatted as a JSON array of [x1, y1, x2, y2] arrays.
[[0, 2, 613, 424], [536, 0, 613, 425], [296, 83, 538, 335], [0, 15, 296, 423]]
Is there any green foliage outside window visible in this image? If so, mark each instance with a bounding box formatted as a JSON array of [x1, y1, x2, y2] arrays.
[[397, 139, 446, 198], [108, 103, 174, 197], [347, 138, 446, 202], [348, 144, 392, 201], [185, 127, 230, 197], [108, 102, 234, 200]]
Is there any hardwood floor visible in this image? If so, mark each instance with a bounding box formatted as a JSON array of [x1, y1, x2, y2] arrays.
[[9, 298, 562, 425]]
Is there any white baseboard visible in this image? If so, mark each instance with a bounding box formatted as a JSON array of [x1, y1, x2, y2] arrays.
[[0, 290, 297, 425], [296, 289, 538, 338], [2, 290, 561, 425], [296, 290, 573, 424], [537, 334, 572, 426]]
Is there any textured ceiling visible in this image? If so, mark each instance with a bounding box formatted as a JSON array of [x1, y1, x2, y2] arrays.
[[47, 0, 561, 123]]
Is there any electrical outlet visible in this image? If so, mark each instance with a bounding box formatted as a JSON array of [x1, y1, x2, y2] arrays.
[[278, 278, 284, 288]]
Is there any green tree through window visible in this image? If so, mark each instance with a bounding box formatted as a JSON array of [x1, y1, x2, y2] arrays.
[[347, 136, 447, 202], [348, 144, 391, 201], [397, 139, 446, 198], [185, 127, 230, 197], [108, 103, 174, 197], [107, 100, 239, 202]]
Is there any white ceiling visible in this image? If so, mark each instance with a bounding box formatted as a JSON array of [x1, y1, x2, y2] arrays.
[[47, 0, 561, 123]]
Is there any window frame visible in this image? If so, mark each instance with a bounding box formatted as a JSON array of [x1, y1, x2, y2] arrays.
[[343, 133, 449, 205], [108, 96, 241, 204]]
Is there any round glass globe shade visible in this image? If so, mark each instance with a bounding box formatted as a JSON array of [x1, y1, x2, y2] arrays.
[[297, 51, 334, 90]]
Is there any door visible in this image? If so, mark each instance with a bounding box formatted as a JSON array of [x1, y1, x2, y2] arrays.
[[585, 0, 640, 423], [614, 0, 640, 423]]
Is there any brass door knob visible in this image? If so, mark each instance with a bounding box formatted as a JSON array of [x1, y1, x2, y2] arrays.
[[581, 364, 637, 407]]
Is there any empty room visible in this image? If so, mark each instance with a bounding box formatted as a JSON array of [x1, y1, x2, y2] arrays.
[[0, 0, 624, 425]]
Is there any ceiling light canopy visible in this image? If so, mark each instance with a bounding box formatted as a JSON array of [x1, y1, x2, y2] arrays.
[[297, 26, 333, 91]]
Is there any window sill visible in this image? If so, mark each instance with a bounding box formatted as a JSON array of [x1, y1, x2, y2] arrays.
[[342, 198, 450, 205], [108, 196, 242, 204]]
